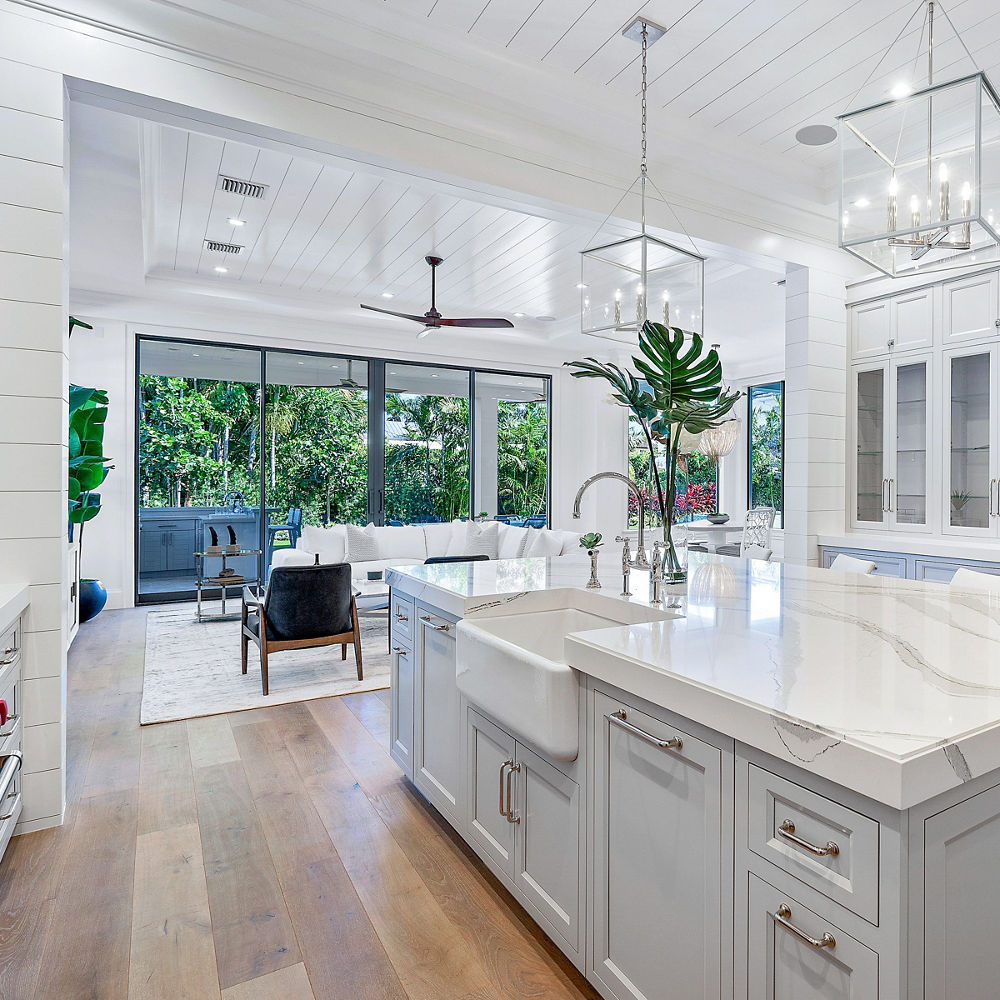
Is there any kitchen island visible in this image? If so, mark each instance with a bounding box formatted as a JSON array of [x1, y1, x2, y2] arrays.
[[387, 551, 1000, 1000]]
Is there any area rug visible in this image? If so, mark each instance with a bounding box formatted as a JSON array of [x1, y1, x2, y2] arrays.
[[140, 605, 391, 725]]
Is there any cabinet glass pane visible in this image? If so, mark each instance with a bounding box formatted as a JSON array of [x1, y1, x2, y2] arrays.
[[950, 353, 992, 529], [895, 362, 927, 526], [856, 369, 884, 522]]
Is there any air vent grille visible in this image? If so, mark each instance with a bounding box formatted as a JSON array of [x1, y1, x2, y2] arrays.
[[204, 239, 244, 255], [217, 175, 268, 199]]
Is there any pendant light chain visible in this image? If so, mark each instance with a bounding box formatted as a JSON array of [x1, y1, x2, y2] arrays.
[[640, 22, 648, 178]]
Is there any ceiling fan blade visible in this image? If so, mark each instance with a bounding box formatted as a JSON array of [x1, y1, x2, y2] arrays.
[[415, 325, 435, 340], [360, 303, 433, 324], [436, 317, 514, 328]]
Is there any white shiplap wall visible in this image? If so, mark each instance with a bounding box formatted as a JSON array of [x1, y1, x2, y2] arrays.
[[783, 264, 848, 565], [0, 56, 67, 832]]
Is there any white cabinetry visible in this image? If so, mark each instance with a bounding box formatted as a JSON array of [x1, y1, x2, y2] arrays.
[[851, 288, 933, 359], [389, 642, 413, 778], [942, 271, 998, 344], [590, 690, 726, 1000], [412, 605, 463, 827], [466, 708, 583, 965]]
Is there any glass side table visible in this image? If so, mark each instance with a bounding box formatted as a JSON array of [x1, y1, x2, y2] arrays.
[[195, 549, 262, 622]]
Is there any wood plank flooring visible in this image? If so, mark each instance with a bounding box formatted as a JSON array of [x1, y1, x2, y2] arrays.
[[0, 608, 599, 1000]]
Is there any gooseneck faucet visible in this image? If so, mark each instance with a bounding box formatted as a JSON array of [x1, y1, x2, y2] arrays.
[[572, 472, 649, 569]]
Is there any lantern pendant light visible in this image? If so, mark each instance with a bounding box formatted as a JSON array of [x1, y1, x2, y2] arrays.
[[580, 17, 705, 342], [839, 0, 1000, 277]]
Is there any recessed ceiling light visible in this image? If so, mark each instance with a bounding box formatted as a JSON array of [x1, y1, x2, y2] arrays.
[[891, 81, 912, 99], [795, 124, 837, 146], [513, 312, 525, 318], [536, 315, 557, 322], [214, 266, 228, 274], [854, 197, 871, 208], [297, 361, 304, 365], [228, 217, 246, 227], [431, 373, 439, 378], [576, 283, 588, 290], [381, 291, 394, 299], [330, 364, 340, 369], [192, 353, 200, 357]]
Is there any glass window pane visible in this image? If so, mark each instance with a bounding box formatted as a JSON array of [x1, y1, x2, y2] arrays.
[[137, 340, 262, 599], [950, 352, 992, 529], [263, 352, 369, 566], [895, 362, 927, 526], [627, 414, 665, 528], [749, 381, 784, 528], [855, 369, 884, 523], [384, 364, 470, 524], [474, 372, 549, 527]]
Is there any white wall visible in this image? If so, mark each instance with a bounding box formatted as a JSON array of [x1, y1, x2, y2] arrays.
[[68, 313, 626, 607], [0, 56, 67, 833]]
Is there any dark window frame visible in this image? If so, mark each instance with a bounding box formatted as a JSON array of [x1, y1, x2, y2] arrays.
[[746, 380, 785, 526]]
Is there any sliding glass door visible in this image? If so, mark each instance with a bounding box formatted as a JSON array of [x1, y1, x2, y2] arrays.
[[136, 337, 550, 602]]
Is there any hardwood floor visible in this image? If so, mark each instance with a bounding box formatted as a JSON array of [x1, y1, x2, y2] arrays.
[[0, 608, 599, 1000]]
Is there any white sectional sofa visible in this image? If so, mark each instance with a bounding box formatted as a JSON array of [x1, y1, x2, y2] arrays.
[[270, 519, 582, 588]]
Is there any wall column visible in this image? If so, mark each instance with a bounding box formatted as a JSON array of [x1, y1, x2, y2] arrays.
[[783, 264, 848, 566], [0, 57, 67, 831], [474, 391, 499, 518]]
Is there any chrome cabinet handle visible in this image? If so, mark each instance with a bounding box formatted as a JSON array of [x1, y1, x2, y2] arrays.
[[505, 761, 521, 825], [771, 903, 836, 950], [0, 751, 22, 805], [499, 759, 513, 819], [991, 479, 996, 517], [0, 715, 20, 740], [395, 612, 408, 621], [992, 479, 999, 518], [419, 615, 451, 631], [391, 646, 406, 654], [608, 709, 682, 752], [888, 478, 894, 513], [778, 819, 840, 857], [881, 478, 889, 513]]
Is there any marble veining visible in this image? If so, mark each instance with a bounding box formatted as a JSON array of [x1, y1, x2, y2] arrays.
[[389, 551, 1000, 808]]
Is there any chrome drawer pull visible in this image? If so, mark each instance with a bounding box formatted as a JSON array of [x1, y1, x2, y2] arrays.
[[419, 615, 451, 631], [395, 612, 409, 621], [778, 819, 840, 857], [608, 709, 682, 752], [391, 646, 406, 654], [772, 903, 836, 950], [499, 759, 513, 819], [0, 751, 22, 804], [505, 761, 521, 825], [0, 715, 20, 740]]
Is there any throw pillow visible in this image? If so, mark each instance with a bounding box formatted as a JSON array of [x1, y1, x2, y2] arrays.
[[465, 520, 500, 559], [345, 522, 380, 562], [524, 529, 561, 558], [496, 522, 531, 559]]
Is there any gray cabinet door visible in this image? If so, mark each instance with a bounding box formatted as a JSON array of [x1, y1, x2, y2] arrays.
[[138, 530, 167, 574], [165, 527, 196, 571], [514, 742, 582, 956], [467, 709, 516, 882], [591, 690, 723, 1000], [389, 644, 413, 779], [924, 783, 1000, 999], [413, 608, 463, 827], [747, 874, 877, 1000]]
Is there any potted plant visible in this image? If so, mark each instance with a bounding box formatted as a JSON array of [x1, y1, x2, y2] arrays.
[[69, 381, 113, 623], [566, 322, 740, 584], [579, 532, 604, 590]]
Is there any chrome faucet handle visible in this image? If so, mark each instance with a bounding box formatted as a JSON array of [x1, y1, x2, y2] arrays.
[[615, 536, 632, 597], [649, 540, 666, 604]]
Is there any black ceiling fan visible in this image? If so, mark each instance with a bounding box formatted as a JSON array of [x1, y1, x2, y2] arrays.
[[361, 255, 513, 339]]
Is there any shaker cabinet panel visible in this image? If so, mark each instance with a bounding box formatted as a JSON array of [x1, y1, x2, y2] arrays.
[[591, 691, 724, 1000], [413, 608, 463, 826], [851, 299, 891, 360], [747, 874, 878, 1000], [943, 272, 998, 344], [389, 644, 413, 778], [467, 709, 516, 881], [892, 287, 934, 352]]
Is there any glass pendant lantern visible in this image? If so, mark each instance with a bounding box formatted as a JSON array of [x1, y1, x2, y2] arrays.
[[839, 1, 1000, 277], [581, 17, 705, 341]]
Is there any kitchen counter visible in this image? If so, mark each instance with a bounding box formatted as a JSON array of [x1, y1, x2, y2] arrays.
[[389, 551, 1000, 809]]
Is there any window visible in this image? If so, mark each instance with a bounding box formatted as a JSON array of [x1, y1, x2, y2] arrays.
[[626, 415, 717, 527], [748, 381, 784, 527]]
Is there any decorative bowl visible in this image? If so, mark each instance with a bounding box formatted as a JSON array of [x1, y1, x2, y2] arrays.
[[706, 514, 730, 524]]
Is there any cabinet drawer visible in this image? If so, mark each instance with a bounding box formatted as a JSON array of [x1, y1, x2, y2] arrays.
[[390, 592, 413, 646], [747, 873, 878, 1000], [747, 763, 880, 923], [0, 619, 19, 670]]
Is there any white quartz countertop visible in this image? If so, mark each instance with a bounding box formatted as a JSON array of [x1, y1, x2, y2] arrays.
[[387, 552, 1000, 810], [0, 582, 29, 630]]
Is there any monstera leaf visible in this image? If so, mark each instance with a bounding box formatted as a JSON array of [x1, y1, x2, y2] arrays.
[[69, 385, 112, 528], [563, 357, 658, 422], [633, 322, 723, 410], [650, 391, 741, 444]]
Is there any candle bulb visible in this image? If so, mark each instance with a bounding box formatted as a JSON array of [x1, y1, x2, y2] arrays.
[[962, 181, 971, 218], [614, 289, 622, 326], [939, 163, 950, 222], [910, 194, 921, 229], [635, 283, 645, 326], [887, 175, 898, 231], [662, 291, 670, 326]]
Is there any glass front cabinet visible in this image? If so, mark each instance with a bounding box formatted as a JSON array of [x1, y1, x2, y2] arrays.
[[852, 357, 932, 531]]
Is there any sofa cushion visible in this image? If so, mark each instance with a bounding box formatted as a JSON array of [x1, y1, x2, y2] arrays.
[[548, 528, 584, 556], [271, 548, 316, 569], [299, 523, 346, 563], [373, 525, 427, 560], [524, 529, 562, 558], [351, 558, 423, 582], [422, 522, 459, 558], [464, 520, 500, 559], [496, 522, 531, 559], [345, 523, 380, 562]]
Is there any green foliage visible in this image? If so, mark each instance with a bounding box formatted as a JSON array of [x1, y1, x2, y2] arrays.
[[579, 531, 603, 550], [68, 385, 112, 531], [749, 391, 783, 514]]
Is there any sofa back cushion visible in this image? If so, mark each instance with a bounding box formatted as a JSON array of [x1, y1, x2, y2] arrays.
[[300, 524, 346, 563], [373, 525, 427, 560], [496, 522, 531, 559], [548, 529, 584, 556], [422, 521, 462, 557], [524, 529, 562, 557]]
